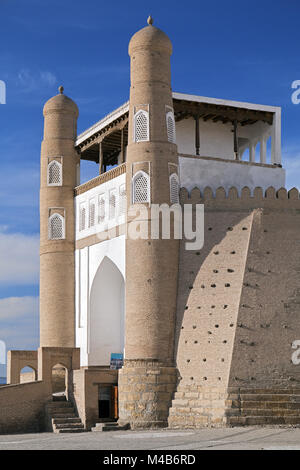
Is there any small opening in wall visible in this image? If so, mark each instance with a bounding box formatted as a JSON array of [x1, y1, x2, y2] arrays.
[[20, 366, 37, 384], [52, 364, 67, 398]]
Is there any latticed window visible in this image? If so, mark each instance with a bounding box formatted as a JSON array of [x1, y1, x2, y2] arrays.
[[89, 200, 95, 227], [134, 110, 149, 142], [48, 160, 62, 186], [79, 205, 86, 232], [132, 171, 150, 204], [98, 194, 105, 223], [119, 184, 126, 216], [109, 191, 116, 219], [170, 173, 179, 204], [166, 111, 176, 143], [49, 213, 64, 240]]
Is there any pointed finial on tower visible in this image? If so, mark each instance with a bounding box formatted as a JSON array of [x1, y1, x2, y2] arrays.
[[58, 85, 64, 94], [147, 15, 153, 25]]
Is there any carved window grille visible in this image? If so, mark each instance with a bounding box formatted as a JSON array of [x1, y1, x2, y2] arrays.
[[119, 184, 126, 216], [49, 213, 65, 240], [98, 194, 105, 223], [109, 190, 116, 219], [79, 205, 86, 232], [134, 110, 149, 142], [170, 173, 179, 204], [48, 160, 62, 186], [132, 171, 150, 204], [89, 200, 95, 227], [166, 111, 176, 143]]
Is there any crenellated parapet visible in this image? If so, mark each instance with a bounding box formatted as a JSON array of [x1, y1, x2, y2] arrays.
[[179, 185, 300, 209]]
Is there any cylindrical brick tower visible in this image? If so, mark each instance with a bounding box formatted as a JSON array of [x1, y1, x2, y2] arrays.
[[40, 86, 79, 347], [118, 18, 180, 429]]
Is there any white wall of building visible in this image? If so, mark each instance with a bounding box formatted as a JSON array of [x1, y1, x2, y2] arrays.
[[75, 173, 126, 241], [179, 156, 285, 195], [176, 117, 234, 159], [175, 114, 281, 165]]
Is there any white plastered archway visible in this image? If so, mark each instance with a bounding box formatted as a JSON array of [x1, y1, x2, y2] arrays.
[[89, 256, 125, 366]]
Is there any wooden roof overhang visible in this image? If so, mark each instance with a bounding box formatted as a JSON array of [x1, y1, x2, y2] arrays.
[[77, 111, 129, 164], [173, 99, 274, 126], [76, 99, 274, 162]]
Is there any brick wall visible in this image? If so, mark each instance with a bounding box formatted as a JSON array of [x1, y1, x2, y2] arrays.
[[0, 381, 51, 434]]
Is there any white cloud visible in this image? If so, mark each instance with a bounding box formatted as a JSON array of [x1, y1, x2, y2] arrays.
[[17, 68, 57, 93], [0, 296, 39, 353], [40, 71, 56, 87], [0, 230, 39, 284], [0, 296, 38, 321]]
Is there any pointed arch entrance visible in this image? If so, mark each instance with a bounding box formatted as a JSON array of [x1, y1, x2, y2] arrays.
[[89, 256, 125, 365]]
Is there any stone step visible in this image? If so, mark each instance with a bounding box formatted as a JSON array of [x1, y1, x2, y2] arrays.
[[239, 408, 300, 417], [238, 401, 300, 410], [52, 395, 67, 402], [52, 417, 82, 425], [239, 394, 300, 402], [51, 413, 77, 419], [236, 389, 300, 395], [91, 422, 130, 432], [47, 401, 73, 408], [54, 427, 85, 434], [54, 422, 85, 430], [49, 408, 75, 417], [228, 416, 300, 426]]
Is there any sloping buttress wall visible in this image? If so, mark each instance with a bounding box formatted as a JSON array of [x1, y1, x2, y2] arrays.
[[169, 185, 300, 428]]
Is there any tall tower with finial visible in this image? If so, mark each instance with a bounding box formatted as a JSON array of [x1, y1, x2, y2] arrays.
[[40, 86, 79, 347], [118, 17, 180, 429]]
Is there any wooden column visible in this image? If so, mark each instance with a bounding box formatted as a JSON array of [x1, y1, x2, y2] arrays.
[[194, 115, 200, 155], [120, 128, 125, 163], [99, 141, 103, 175], [233, 119, 238, 160]]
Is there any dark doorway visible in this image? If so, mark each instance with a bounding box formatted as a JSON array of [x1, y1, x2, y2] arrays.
[[98, 385, 118, 420]]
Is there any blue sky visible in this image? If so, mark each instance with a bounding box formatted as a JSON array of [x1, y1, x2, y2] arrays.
[[0, 0, 300, 375]]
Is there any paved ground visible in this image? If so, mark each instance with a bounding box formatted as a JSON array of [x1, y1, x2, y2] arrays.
[[0, 427, 300, 450]]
